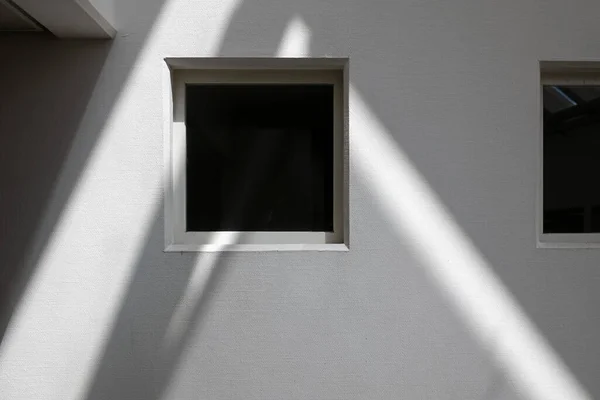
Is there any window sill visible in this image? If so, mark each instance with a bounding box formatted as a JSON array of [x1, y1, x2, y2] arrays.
[[538, 233, 600, 248], [164, 243, 349, 252]]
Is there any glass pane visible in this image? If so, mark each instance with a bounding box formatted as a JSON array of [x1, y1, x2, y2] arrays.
[[543, 85, 600, 233], [185, 84, 334, 232]]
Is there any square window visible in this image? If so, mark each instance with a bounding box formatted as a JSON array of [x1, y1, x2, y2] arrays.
[[164, 59, 348, 251], [539, 63, 600, 247]]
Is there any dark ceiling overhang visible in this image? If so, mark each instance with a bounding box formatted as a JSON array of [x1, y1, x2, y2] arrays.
[[1, 0, 115, 38]]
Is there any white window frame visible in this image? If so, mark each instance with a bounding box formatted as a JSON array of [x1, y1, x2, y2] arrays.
[[163, 58, 349, 252], [538, 61, 600, 248]]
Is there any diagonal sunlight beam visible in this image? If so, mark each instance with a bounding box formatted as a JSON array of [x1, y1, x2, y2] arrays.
[[276, 15, 311, 57], [350, 86, 591, 400]]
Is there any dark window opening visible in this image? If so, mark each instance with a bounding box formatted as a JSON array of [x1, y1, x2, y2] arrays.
[[543, 84, 600, 233], [543, 208, 585, 234], [185, 84, 334, 232]]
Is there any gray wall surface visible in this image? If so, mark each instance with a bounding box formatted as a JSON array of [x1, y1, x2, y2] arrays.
[[1, 1, 600, 399]]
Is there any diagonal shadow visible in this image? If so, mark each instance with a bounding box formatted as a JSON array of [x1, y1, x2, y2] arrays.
[[80, 204, 233, 400], [0, 34, 111, 339], [0, 0, 169, 341]]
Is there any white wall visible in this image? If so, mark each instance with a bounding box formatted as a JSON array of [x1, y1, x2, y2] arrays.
[[2, 1, 600, 399]]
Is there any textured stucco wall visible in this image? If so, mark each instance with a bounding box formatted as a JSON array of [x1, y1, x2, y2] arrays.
[[2, 1, 600, 399]]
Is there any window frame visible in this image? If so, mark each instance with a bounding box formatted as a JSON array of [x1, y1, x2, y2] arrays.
[[163, 58, 349, 252], [538, 62, 600, 248]]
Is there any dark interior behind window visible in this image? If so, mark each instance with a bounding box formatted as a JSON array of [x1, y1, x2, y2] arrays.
[[185, 84, 334, 232], [543, 85, 600, 233]]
